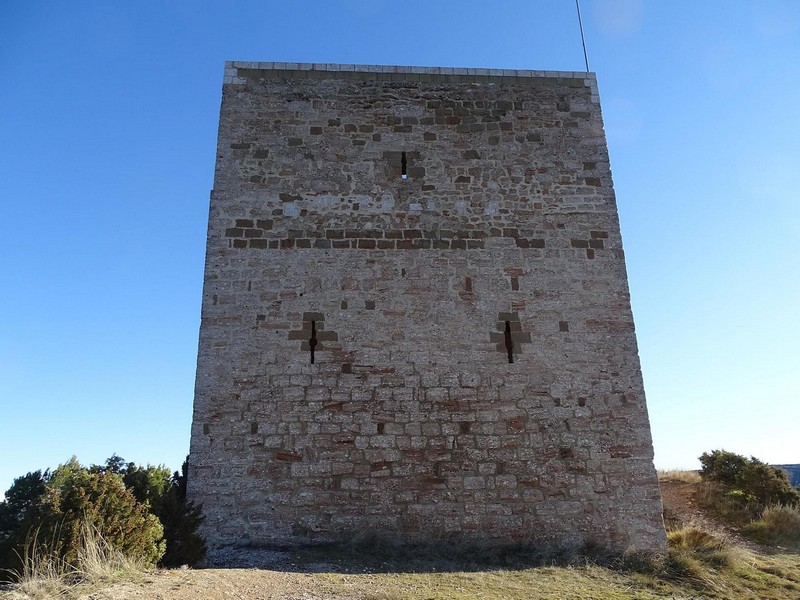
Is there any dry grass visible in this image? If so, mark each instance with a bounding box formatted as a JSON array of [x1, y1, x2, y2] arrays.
[[667, 525, 733, 561], [660, 524, 741, 594], [744, 504, 800, 549], [314, 565, 671, 600], [657, 469, 701, 484], [4, 535, 799, 600], [73, 521, 147, 585], [5, 527, 74, 599], [2, 522, 146, 600]]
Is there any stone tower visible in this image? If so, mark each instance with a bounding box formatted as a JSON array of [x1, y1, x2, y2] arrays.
[[188, 62, 666, 553]]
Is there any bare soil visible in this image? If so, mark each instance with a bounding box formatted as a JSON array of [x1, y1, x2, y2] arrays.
[[660, 478, 715, 529]]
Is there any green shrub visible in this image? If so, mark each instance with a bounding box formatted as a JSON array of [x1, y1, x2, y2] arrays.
[[157, 458, 206, 567], [739, 460, 800, 507], [94, 455, 206, 567], [0, 454, 206, 581], [0, 470, 49, 577], [93, 455, 172, 514], [698, 450, 749, 488], [699, 450, 799, 510], [39, 463, 165, 567]]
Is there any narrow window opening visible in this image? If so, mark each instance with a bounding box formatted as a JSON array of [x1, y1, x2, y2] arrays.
[[401, 151, 408, 180], [309, 320, 318, 364], [504, 321, 514, 364]]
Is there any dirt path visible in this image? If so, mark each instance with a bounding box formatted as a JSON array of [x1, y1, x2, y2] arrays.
[[659, 477, 765, 554], [660, 479, 714, 528]]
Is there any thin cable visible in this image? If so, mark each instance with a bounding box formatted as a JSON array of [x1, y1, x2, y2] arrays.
[[576, 0, 590, 72]]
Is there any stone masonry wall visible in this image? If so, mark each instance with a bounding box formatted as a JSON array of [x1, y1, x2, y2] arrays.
[[188, 62, 666, 553]]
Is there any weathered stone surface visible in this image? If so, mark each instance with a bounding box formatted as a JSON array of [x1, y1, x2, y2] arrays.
[[189, 62, 666, 554]]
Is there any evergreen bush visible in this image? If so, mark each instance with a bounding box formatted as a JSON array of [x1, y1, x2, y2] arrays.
[[95, 455, 206, 566], [40, 462, 166, 567], [0, 470, 48, 577], [0, 455, 206, 580], [699, 450, 799, 510]]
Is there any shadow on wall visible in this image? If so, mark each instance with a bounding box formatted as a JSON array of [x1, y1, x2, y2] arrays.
[[202, 536, 640, 573]]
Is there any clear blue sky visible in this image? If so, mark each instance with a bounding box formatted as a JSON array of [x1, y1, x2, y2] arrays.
[[1, 0, 798, 494]]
